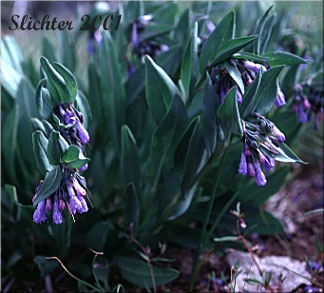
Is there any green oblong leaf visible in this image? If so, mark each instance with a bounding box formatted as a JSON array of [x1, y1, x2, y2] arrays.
[[33, 165, 63, 206], [47, 130, 61, 165], [53, 62, 78, 103], [217, 87, 242, 141], [145, 55, 181, 124], [209, 35, 257, 67], [181, 22, 198, 98], [32, 130, 53, 173], [262, 51, 312, 66], [40, 56, 68, 103], [115, 256, 179, 288], [251, 66, 283, 115], [121, 125, 140, 192], [35, 78, 54, 119], [199, 11, 235, 73]]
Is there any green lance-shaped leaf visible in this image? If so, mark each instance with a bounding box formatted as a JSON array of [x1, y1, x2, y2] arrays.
[[42, 120, 54, 137], [47, 130, 61, 165], [35, 78, 54, 119], [124, 183, 140, 230], [175, 117, 203, 195], [254, 5, 273, 55], [260, 142, 306, 164], [138, 23, 172, 43], [2, 105, 19, 182], [31, 118, 46, 134], [75, 90, 91, 129], [181, 22, 199, 98], [199, 11, 235, 73], [150, 95, 188, 179], [86, 221, 114, 251], [259, 14, 275, 55], [145, 55, 181, 124], [209, 35, 257, 67], [223, 61, 245, 94], [33, 165, 63, 206], [240, 69, 262, 118], [121, 125, 141, 192], [53, 62, 78, 103], [217, 87, 242, 142], [262, 51, 312, 66], [62, 145, 90, 169], [32, 130, 53, 173], [57, 132, 69, 155], [40, 56, 68, 103], [249, 66, 283, 115], [202, 73, 219, 156], [99, 32, 126, 151], [115, 256, 179, 288]]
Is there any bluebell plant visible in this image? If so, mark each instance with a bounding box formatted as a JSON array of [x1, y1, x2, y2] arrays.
[[238, 113, 286, 186], [32, 57, 91, 224]]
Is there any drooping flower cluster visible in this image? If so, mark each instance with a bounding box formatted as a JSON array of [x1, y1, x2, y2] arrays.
[[293, 81, 323, 130], [210, 59, 286, 107], [33, 102, 91, 224], [130, 15, 169, 59], [292, 83, 311, 123], [56, 103, 90, 171], [33, 168, 89, 224], [238, 113, 286, 186]]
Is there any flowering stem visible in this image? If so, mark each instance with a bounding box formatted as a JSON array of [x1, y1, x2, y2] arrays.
[[129, 236, 157, 293], [189, 148, 228, 292], [46, 257, 103, 292]]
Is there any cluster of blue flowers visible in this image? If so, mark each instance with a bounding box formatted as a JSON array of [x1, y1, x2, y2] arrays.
[[57, 103, 90, 171], [293, 81, 323, 130], [33, 103, 90, 224], [211, 59, 286, 107], [130, 15, 169, 58], [238, 113, 286, 186], [33, 170, 88, 224]]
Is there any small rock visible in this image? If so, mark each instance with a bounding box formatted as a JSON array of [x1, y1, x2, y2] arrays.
[[226, 251, 311, 292]]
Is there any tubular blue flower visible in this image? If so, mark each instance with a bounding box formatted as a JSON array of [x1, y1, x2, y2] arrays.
[[248, 162, 255, 177], [77, 196, 89, 214], [237, 89, 242, 106], [79, 164, 88, 171], [73, 178, 86, 196], [298, 103, 308, 123], [272, 125, 285, 142], [70, 194, 82, 212], [45, 198, 52, 211], [263, 155, 275, 172], [255, 161, 267, 186], [59, 199, 66, 210], [275, 86, 286, 107], [67, 184, 75, 198], [53, 198, 62, 225], [206, 20, 216, 34], [238, 148, 247, 175], [243, 61, 266, 74], [76, 121, 90, 144], [131, 22, 138, 48], [33, 200, 47, 223]]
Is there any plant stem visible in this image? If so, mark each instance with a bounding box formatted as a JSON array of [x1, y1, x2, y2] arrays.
[[189, 149, 227, 292]]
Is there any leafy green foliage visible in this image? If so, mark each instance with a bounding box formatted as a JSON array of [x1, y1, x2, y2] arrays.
[[1, 1, 321, 291]]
